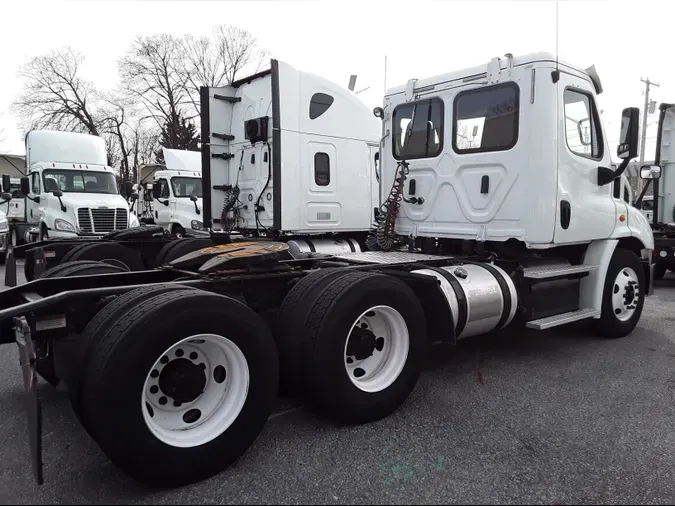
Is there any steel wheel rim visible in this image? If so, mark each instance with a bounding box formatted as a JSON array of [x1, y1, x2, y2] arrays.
[[141, 333, 249, 448], [343, 305, 410, 393], [612, 267, 640, 322]]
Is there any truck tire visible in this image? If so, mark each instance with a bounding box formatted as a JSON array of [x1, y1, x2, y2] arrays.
[[275, 268, 354, 393], [154, 239, 182, 266], [60, 242, 145, 271], [79, 290, 278, 487], [161, 238, 214, 265], [39, 260, 126, 279], [33, 261, 126, 386], [592, 248, 646, 339], [296, 271, 427, 425], [67, 284, 198, 427]]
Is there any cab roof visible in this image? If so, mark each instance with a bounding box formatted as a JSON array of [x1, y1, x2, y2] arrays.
[[385, 52, 595, 98]]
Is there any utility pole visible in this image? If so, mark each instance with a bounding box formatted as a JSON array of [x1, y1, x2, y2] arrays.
[[637, 77, 659, 195]]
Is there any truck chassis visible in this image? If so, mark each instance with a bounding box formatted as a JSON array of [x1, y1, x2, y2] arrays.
[[0, 236, 654, 487]]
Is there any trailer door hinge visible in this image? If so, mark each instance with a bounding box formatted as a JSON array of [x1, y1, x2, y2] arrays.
[[212, 153, 235, 160]]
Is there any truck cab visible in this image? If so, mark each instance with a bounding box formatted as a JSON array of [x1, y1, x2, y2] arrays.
[[151, 150, 204, 237], [21, 130, 139, 241], [378, 52, 653, 256]]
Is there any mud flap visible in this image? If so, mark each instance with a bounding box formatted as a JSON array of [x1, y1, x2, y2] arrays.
[[14, 316, 43, 485], [4, 249, 16, 287]]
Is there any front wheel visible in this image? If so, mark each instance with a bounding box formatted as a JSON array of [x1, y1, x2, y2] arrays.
[[79, 289, 278, 487], [592, 248, 646, 339]]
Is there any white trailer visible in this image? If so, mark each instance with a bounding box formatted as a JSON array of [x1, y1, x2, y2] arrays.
[[0, 53, 656, 489]]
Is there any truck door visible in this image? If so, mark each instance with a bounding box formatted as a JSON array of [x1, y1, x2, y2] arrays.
[[26, 171, 42, 225], [554, 74, 616, 243], [154, 178, 172, 227], [369, 144, 380, 220]]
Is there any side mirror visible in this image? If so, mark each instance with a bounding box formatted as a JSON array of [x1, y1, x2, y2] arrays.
[[578, 118, 591, 146], [52, 189, 63, 197], [152, 181, 162, 199], [617, 107, 640, 160], [190, 194, 198, 202], [640, 164, 662, 180], [1, 192, 12, 201], [20, 177, 30, 196], [130, 193, 139, 201], [1, 175, 10, 193]]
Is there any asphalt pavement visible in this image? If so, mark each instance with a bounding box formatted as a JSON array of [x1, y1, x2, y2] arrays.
[[0, 262, 674, 505]]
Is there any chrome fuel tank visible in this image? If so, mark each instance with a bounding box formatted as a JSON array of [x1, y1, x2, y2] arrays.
[[412, 263, 517, 339]]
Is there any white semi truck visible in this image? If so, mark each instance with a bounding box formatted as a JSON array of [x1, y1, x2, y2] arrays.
[[0, 53, 656, 488], [18, 130, 140, 241], [7, 73, 382, 280], [633, 103, 675, 279], [131, 147, 206, 237]]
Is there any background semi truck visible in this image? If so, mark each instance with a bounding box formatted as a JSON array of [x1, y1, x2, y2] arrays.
[[130, 147, 207, 237], [634, 103, 675, 278], [0, 53, 657, 488], [7, 72, 382, 280]]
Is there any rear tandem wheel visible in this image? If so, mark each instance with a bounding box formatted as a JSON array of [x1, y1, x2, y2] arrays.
[[76, 289, 278, 487]]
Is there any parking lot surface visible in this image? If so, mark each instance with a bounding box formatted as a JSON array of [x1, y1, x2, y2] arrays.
[[0, 262, 674, 505]]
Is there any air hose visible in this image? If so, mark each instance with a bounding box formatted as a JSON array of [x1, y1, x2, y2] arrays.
[[220, 150, 245, 228], [366, 160, 410, 251]]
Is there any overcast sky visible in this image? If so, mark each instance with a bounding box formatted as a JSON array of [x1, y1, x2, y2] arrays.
[[0, 0, 672, 161]]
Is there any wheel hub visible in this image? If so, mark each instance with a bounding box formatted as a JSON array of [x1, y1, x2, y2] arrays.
[[158, 358, 206, 404], [623, 281, 638, 307], [347, 323, 384, 360]]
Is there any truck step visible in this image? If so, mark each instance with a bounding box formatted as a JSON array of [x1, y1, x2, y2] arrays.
[[522, 263, 598, 280], [526, 308, 600, 330]]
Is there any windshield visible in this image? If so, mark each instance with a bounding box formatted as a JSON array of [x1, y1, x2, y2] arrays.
[[43, 170, 119, 195], [171, 177, 202, 198]]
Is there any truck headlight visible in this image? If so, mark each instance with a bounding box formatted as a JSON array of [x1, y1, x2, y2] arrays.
[[54, 218, 76, 232], [191, 220, 204, 230], [0, 218, 8, 233]]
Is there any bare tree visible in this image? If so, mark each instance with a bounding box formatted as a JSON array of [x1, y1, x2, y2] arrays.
[[12, 47, 103, 135], [119, 34, 192, 127], [180, 25, 269, 114], [214, 25, 269, 84]]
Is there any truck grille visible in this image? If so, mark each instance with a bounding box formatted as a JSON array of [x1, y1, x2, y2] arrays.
[[77, 208, 128, 234]]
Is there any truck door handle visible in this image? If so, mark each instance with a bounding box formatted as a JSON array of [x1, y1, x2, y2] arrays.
[[481, 175, 489, 194]]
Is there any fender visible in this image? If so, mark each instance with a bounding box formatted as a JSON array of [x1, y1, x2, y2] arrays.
[[579, 239, 618, 315]]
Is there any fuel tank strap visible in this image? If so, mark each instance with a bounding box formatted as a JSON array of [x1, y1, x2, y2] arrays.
[[423, 266, 468, 337], [466, 261, 513, 330]]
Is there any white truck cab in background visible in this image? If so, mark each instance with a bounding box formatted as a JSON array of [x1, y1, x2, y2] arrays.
[[20, 130, 139, 242], [151, 148, 204, 237]]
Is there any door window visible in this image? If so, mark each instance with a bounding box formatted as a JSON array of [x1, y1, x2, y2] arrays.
[[31, 172, 41, 194], [157, 179, 170, 198], [563, 88, 603, 160]]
